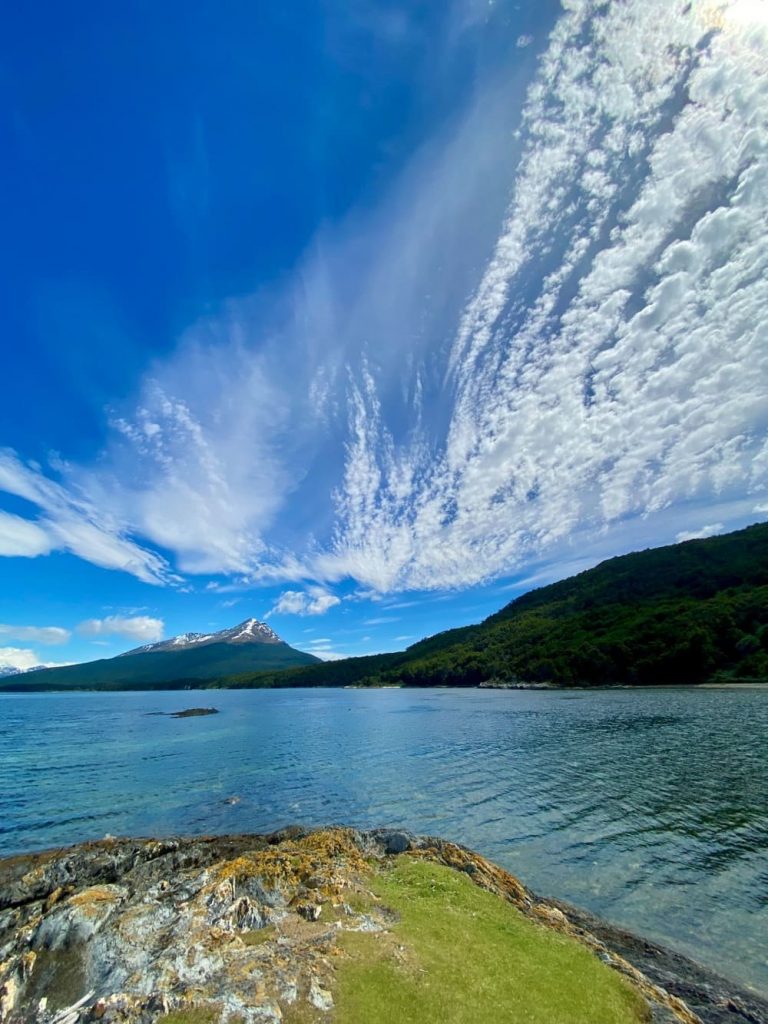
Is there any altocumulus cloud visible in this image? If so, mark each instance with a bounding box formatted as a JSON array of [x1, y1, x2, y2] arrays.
[[76, 616, 165, 643], [320, 0, 768, 591], [1, 0, 767, 594], [267, 588, 342, 617]]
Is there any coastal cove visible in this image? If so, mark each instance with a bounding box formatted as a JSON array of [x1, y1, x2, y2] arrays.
[[2, 686, 767, 997]]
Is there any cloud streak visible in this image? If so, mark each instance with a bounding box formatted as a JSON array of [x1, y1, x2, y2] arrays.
[[0, 450, 172, 583], [76, 616, 165, 643], [0, 510, 53, 557], [0, 624, 70, 645], [2, 0, 766, 596]]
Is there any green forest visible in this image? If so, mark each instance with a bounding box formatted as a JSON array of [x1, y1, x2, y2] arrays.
[[220, 522, 768, 689], [5, 523, 766, 692]]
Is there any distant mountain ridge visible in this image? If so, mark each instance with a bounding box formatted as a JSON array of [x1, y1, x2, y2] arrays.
[[0, 666, 25, 679], [0, 662, 71, 679], [121, 618, 282, 656], [3, 525, 767, 692], [0, 618, 318, 691], [215, 522, 768, 690]]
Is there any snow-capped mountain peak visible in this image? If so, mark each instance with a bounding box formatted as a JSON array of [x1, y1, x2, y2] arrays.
[[120, 618, 282, 657], [229, 618, 280, 643], [0, 666, 25, 678]]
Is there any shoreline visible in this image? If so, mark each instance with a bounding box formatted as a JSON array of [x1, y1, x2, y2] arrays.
[[1, 681, 766, 694], [1, 828, 766, 1024]]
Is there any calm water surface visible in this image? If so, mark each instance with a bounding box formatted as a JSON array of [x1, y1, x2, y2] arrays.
[[1, 687, 767, 992]]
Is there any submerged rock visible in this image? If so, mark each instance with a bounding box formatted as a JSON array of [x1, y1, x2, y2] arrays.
[[0, 828, 764, 1024], [169, 707, 219, 718]]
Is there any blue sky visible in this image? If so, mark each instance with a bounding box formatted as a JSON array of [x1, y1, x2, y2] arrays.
[[1, 0, 767, 670]]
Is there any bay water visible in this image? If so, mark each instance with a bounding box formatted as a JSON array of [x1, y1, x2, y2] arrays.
[[1, 686, 766, 992]]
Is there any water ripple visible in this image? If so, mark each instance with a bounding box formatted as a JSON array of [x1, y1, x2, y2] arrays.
[[0, 687, 766, 993]]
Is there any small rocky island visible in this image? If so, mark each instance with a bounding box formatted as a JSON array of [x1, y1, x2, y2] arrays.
[[0, 828, 765, 1024]]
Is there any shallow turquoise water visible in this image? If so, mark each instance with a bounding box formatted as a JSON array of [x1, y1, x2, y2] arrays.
[[1, 686, 767, 992]]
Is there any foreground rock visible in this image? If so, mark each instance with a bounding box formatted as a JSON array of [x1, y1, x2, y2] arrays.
[[0, 828, 764, 1024]]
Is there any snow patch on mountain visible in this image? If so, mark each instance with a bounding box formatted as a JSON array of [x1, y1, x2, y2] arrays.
[[120, 619, 282, 657]]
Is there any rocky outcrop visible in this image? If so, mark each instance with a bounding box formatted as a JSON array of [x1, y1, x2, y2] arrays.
[[0, 828, 765, 1024]]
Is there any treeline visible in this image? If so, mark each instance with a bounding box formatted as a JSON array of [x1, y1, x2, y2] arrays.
[[219, 523, 768, 689], [0, 639, 318, 692], [355, 586, 768, 688], [10, 524, 765, 693]]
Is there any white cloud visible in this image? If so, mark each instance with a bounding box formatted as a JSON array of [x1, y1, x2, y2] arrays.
[[0, 510, 52, 557], [315, 0, 768, 591], [516, 34, 533, 48], [76, 615, 165, 643], [267, 587, 341, 617], [39, 45, 522, 587], [0, 648, 71, 671], [0, 450, 172, 583], [301, 634, 352, 659], [303, 637, 350, 660], [0, 624, 70, 645], [2, 0, 766, 596], [104, 377, 289, 575], [676, 523, 725, 543]]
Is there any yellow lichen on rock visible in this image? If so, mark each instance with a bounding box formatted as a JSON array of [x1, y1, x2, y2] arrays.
[[0, 828, 733, 1024]]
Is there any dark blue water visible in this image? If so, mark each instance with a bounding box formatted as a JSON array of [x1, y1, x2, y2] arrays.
[[1, 687, 767, 992]]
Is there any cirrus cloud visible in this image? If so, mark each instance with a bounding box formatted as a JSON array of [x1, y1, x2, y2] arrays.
[[0, 450, 173, 584], [1, 0, 766, 597], [317, 0, 768, 590]]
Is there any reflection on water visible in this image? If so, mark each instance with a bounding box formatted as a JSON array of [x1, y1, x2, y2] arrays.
[[1, 686, 767, 992]]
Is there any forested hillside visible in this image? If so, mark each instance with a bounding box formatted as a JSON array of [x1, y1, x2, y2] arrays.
[[0, 640, 318, 692], [7, 524, 765, 691], [222, 523, 768, 689]]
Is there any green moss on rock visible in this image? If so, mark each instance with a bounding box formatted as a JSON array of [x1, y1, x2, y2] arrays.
[[0, 828, 710, 1024]]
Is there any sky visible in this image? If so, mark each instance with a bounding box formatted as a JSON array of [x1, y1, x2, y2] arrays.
[[1, 0, 767, 670]]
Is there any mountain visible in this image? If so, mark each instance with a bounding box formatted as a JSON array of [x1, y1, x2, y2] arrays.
[[0, 619, 319, 691], [121, 619, 282, 656], [217, 522, 768, 690], [5, 526, 766, 693], [0, 666, 25, 679], [0, 662, 70, 678]]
